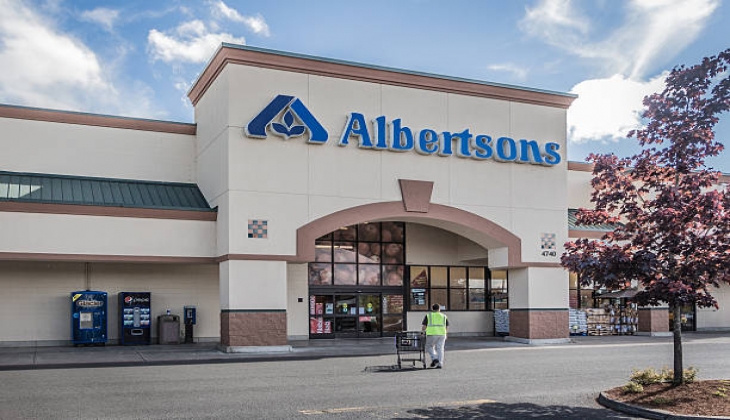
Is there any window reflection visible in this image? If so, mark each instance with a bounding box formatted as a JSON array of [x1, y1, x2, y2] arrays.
[[383, 265, 404, 286], [490, 270, 508, 310], [334, 264, 356, 285], [358, 265, 381, 286], [309, 222, 406, 290]]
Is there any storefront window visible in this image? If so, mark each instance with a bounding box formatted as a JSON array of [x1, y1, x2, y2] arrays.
[[381, 221, 405, 243], [382, 294, 404, 332], [308, 222, 406, 288], [333, 225, 356, 241], [315, 240, 331, 262], [468, 267, 486, 310], [383, 265, 403, 286], [309, 263, 331, 285], [489, 270, 508, 310], [309, 295, 334, 335], [431, 267, 448, 287], [449, 267, 467, 310], [333, 242, 356, 263], [569, 272, 599, 309], [358, 265, 381, 286], [569, 272, 579, 309], [407, 265, 488, 311], [409, 266, 429, 311], [334, 263, 356, 285]]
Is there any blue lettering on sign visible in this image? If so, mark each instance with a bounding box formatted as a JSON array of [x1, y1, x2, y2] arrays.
[[416, 129, 439, 155], [473, 135, 493, 159], [245, 95, 562, 166], [337, 115, 561, 166], [389, 119, 413, 152]]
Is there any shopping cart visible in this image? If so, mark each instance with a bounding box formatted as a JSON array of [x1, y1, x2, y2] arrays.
[[395, 331, 426, 369]]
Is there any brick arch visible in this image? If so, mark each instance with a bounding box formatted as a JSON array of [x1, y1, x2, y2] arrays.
[[295, 201, 523, 267]]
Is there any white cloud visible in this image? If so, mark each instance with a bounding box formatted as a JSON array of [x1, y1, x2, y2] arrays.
[[210, 0, 270, 36], [148, 19, 246, 63], [0, 0, 165, 119], [80, 7, 119, 32], [487, 63, 528, 81], [567, 73, 667, 143], [523, 0, 718, 145], [520, 0, 719, 78], [521, 0, 589, 41], [0, 0, 111, 108], [617, 0, 718, 79]]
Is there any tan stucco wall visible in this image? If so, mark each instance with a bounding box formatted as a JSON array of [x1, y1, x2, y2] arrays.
[[0, 212, 216, 257], [0, 261, 219, 345], [697, 283, 730, 330], [406, 311, 494, 336], [0, 117, 195, 183]]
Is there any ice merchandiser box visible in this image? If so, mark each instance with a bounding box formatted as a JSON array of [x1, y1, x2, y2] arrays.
[[119, 292, 151, 345], [71, 291, 108, 345]]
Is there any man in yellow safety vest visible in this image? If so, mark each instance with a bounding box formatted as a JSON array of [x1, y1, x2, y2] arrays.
[[421, 303, 449, 368]]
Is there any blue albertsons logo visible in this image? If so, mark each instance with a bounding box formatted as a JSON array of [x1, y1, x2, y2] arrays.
[[245, 95, 561, 166], [245, 95, 328, 142]]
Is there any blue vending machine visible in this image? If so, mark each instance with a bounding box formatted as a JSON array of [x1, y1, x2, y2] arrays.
[[119, 292, 151, 345], [71, 291, 108, 345]]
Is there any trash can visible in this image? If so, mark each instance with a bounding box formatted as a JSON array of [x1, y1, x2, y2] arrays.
[[157, 314, 180, 344]]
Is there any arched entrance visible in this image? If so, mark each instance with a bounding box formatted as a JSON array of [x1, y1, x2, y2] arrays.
[[295, 201, 525, 339], [295, 201, 523, 266]]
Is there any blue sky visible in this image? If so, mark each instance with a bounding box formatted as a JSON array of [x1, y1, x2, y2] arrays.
[[1, 0, 728, 171]]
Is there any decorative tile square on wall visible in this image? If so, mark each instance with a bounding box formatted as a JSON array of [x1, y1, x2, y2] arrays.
[[248, 219, 268, 239], [540, 233, 556, 250]]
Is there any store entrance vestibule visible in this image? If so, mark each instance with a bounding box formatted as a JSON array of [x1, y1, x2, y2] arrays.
[[308, 291, 405, 339]]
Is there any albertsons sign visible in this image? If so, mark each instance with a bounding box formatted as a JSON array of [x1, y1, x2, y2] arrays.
[[245, 94, 562, 166]]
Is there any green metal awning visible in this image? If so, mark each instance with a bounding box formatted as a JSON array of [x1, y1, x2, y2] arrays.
[[568, 208, 619, 232], [0, 171, 213, 212]]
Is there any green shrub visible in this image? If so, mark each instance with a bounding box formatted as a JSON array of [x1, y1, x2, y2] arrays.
[[660, 366, 698, 384], [630, 367, 699, 386], [623, 382, 644, 394], [630, 368, 664, 385], [683, 367, 698, 383]]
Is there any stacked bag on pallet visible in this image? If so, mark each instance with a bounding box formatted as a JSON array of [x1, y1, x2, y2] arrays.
[[569, 309, 588, 335], [585, 308, 612, 335], [494, 309, 509, 336]]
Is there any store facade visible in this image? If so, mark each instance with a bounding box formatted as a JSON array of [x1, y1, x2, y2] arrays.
[[0, 44, 726, 348]]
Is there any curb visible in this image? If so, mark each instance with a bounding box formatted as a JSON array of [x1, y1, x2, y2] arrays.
[[0, 349, 396, 372], [597, 392, 730, 420]]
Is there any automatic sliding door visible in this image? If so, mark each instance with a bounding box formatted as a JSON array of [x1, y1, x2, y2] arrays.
[[334, 294, 358, 337], [314, 292, 401, 338], [358, 294, 381, 337]]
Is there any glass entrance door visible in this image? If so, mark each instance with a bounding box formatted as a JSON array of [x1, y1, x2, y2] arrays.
[[358, 294, 381, 337], [334, 294, 358, 336], [310, 292, 404, 338]]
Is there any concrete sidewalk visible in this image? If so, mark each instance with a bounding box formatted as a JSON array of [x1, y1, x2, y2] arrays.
[[0, 332, 721, 371]]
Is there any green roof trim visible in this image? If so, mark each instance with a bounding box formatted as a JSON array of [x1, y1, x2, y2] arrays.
[[0, 171, 213, 212], [568, 208, 618, 232]]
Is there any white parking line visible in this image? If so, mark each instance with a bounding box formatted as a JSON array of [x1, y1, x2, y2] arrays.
[[299, 398, 497, 415]]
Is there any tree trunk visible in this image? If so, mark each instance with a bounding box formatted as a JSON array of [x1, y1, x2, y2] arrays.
[[672, 304, 684, 385]]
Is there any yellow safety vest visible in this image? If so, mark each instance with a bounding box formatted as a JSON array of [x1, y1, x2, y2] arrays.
[[425, 312, 447, 336]]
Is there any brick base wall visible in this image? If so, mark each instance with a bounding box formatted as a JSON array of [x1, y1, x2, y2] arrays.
[[638, 308, 669, 334], [510, 309, 569, 340], [221, 311, 287, 346]]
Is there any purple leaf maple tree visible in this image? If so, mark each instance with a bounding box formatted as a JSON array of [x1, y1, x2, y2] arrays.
[[562, 48, 730, 385]]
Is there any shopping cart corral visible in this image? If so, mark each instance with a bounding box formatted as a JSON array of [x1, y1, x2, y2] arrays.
[[395, 331, 426, 369]]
